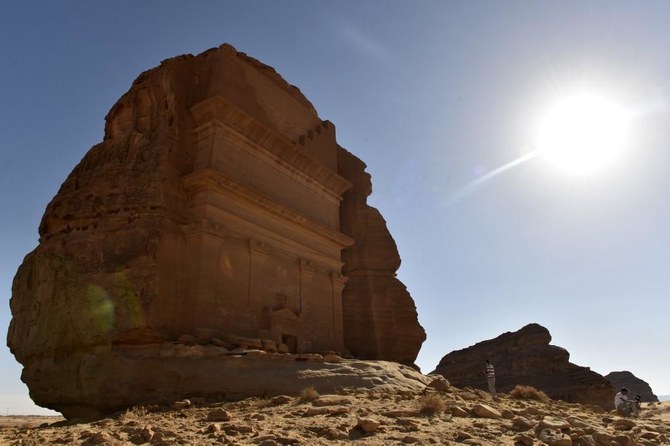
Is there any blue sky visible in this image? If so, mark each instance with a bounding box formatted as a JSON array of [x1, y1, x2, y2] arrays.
[[2, 1, 670, 414]]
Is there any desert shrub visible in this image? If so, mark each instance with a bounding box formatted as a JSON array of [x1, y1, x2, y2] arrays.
[[298, 386, 319, 402], [419, 394, 446, 415], [120, 405, 149, 421], [509, 385, 550, 403]]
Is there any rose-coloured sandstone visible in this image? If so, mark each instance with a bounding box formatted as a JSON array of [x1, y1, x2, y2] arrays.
[[7, 43, 424, 418], [604, 370, 659, 402], [431, 323, 614, 409]]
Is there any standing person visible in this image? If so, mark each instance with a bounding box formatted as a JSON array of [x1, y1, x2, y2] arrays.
[[484, 359, 496, 395]]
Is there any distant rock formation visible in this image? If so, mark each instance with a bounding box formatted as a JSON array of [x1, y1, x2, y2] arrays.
[[431, 323, 614, 409], [7, 43, 425, 418], [605, 371, 659, 402]]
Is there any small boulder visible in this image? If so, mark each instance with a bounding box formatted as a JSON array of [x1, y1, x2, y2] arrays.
[[511, 416, 535, 431], [613, 418, 636, 430], [540, 416, 570, 430], [451, 406, 470, 417], [140, 425, 154, 442], [455, 431, 473, 440], [515, 433, 534, 446], [472, 403, 502, 419], [425, 375, 451, 392], [172, 399, 191, 409], [270, 395, 292, 405], [312, 396, 352, 407], [357, 417, 381, 433], [614, 434, 636, 446], [207, 408, 232, 422], [593, 431, 615, 445], [538, 428, 572, 446]]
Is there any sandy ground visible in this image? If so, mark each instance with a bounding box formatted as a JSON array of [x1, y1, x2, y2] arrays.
[[0, 415, 64, 429], [0, 391, 668, 445]]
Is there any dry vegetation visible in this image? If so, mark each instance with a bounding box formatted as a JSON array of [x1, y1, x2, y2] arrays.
[[297, 386, 319, 403], [418, 394, 446, 415], [508, 384, 550, 403]]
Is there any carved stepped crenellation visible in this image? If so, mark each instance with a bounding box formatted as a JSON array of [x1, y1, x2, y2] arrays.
[[295, 120, 337, 170]]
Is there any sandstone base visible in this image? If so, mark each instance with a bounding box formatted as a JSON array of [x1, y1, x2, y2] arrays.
[[24, 346, 430, 419]]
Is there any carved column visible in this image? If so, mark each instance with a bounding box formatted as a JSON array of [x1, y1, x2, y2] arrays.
[[183, 219, 227, 330], [330, 271, 347, 351], [247, 239, 270, 310], [298, 258, 315, 314]]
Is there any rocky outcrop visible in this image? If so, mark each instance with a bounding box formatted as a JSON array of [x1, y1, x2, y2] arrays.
[[23, 347, 431, 419], [338, 149, 425, 364], [605, 371, 659, 402], [7, 43, 424, 417], [431, 323, 614, 409]]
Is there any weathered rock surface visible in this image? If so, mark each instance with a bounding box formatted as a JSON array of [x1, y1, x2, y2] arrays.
[[32, 349, 432, 419], [338, 148, 426, 363], [5, 387, 670, 446], [431, 323, 615, 409], [7, 43, 424, 417], [605, 370, 659, 402]]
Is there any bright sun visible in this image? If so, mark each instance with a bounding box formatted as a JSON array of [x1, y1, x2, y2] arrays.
[[536, 93, 631, 175]]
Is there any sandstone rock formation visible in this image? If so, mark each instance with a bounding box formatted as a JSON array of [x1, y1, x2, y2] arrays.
[[338, 149, 427, 363], [605, 371, 659, 402], [431, 323, 615, 409], [7, 43, 425, 418]]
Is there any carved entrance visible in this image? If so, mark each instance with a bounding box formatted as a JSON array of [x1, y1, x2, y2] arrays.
[[281, 334, 298, 353], [270, 307, 301, 353]]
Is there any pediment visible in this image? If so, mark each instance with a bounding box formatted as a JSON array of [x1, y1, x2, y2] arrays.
[[272, 306, 300, 321]]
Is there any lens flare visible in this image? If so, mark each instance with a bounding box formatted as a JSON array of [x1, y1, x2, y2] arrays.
[[536, 93, 631, 175]]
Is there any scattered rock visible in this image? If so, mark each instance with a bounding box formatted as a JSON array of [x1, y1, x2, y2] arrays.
[[140, 425, 154, 442], [206, 408, 231, 422], [1, 354, 668, 446], [357, 417, 381, 433], [451, 406, 470, 417], [270, 395, 292, 405], [456, 431, 473, 440], [425, 375, 451, 392], [515, 433, 535, 445], [538, 428, 572, 446], [85, 431, 113, 445], [512, 416, 535, 431], [172, 399, 191, 410], [472, 403, 502, 419], [593, 431, 616, 445], [319, 427, 349, 440], [539, 416, 569, 430], [312, 396, 352, 407]]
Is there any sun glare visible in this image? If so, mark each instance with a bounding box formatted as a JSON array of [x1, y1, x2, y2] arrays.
[[536, 93, 631, 175]]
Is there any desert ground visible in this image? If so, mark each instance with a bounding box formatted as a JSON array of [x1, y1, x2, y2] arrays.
[[1, 385, 668, 446]]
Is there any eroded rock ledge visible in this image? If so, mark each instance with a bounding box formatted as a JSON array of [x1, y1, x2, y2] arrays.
[[605, 370, 659, 403], [431, 323, 615, 409], [26, 346, 430, 419]]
